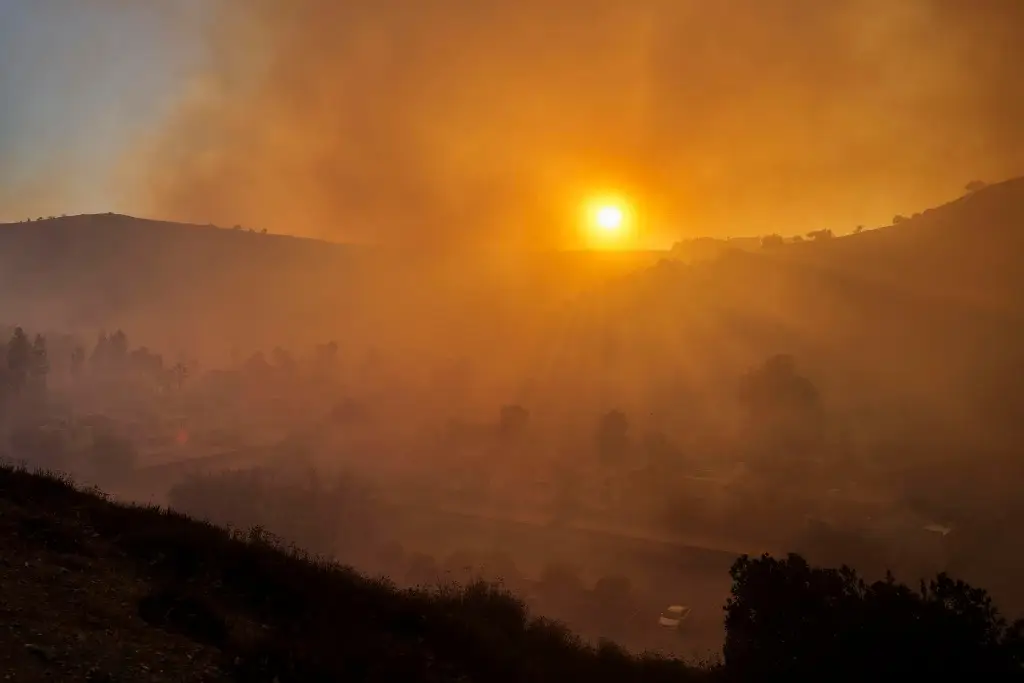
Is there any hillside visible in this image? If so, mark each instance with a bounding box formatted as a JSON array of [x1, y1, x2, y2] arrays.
[[543, 178, 1024, 450], [0, 214, 663, 356], [0, 464, 709, 682], [763, 177, 1024, 317], [6, 180, 1021, 376], [6, 462, 1024, 681]]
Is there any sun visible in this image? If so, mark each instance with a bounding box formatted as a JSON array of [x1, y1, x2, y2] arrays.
[[595, 205, 625, 232], [582, 196, 634, 248]]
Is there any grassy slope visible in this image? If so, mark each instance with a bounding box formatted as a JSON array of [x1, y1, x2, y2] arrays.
[[0, 464, 712, 682]]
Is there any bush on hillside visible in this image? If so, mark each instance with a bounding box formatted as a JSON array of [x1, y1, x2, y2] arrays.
[[725, 552, 1024, 677]]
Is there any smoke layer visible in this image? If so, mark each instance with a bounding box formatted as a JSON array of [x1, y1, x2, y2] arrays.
[[129, 0, 1024, 245]]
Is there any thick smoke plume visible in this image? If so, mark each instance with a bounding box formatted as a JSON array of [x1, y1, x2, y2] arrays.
[[129, 0, 1024, 245]]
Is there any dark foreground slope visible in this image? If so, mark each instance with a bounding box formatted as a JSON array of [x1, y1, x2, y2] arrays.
[[0, 464, 709, 683]]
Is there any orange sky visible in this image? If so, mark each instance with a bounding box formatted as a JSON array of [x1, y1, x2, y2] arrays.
[[24, 0, 1024, 248]]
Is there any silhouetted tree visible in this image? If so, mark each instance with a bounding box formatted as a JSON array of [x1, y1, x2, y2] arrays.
[[724, 553, 1024, 677], [806, 229, 833, 241], [893, 214, 908, 224], [853, 225, 865, 234], [760, 234, 785, 248], [6, 327, 31, 393], [965, 180, 988, 193]]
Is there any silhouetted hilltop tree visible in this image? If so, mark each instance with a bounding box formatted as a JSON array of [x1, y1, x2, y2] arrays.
[[760, 234, 785, 248], [725, 553, 1024, 677], [806, 229, 833, 241], [966, 180, 989, 193]]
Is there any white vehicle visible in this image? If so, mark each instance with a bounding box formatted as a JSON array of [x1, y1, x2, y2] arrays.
[[658, 605, 692, 629]]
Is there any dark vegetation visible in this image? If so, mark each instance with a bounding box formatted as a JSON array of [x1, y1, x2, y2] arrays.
[[4, 464, 1024, 680], [2, 464, 707, 682]]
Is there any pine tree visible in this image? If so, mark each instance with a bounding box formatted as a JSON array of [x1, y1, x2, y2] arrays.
[[6, 328, 31, 393]]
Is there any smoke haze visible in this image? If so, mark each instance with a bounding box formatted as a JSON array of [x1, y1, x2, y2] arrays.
[[4, 2, 1024, 662], [122, 0, 1024, 246]]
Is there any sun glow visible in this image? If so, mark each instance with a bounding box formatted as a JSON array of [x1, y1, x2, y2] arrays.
[[595, 205, 624, 232], [582, 195, 635, 248]]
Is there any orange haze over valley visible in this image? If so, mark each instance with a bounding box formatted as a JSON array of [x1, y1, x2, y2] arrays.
[[2, 1, 1024, 676]]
